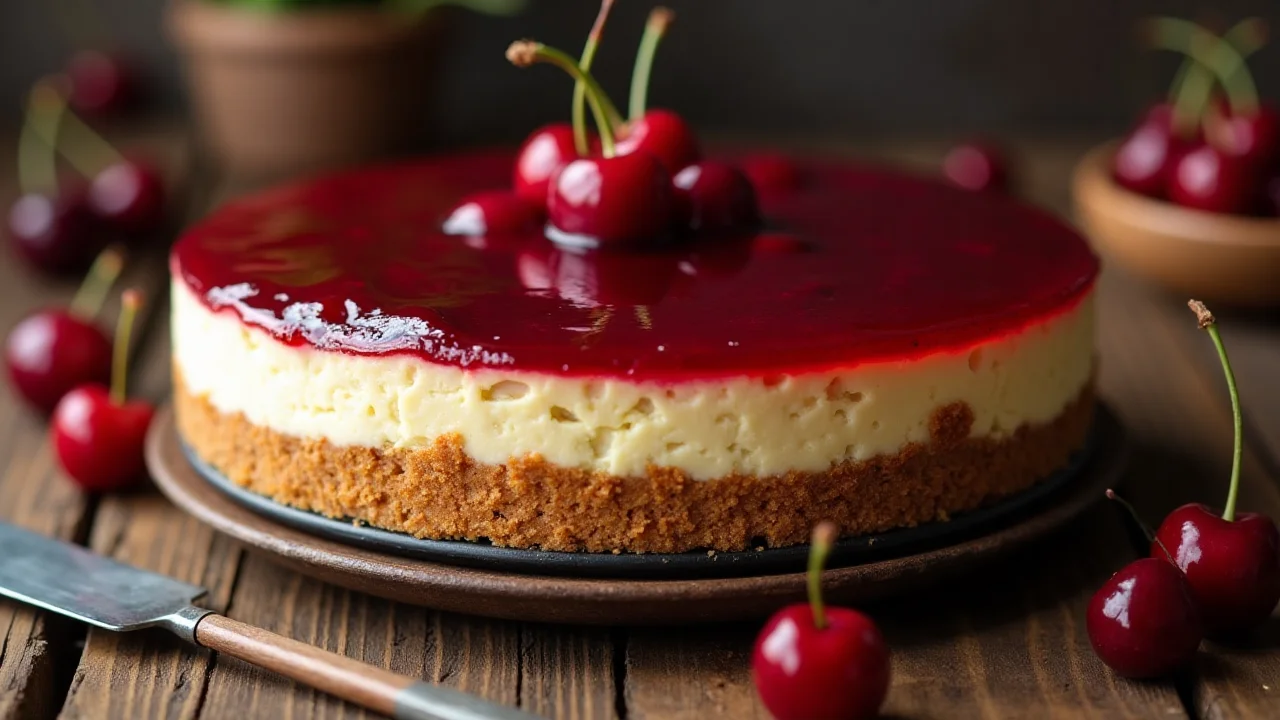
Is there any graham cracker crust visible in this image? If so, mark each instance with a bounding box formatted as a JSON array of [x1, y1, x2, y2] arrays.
[[174, 376, 1095, 553]]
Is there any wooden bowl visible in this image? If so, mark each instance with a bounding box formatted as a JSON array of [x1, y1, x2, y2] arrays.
[[1072, 142, 1280, 307]]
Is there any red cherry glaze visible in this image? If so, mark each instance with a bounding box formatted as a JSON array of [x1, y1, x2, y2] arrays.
[[942, 142, 1009, 192], [51, 384, 154, 492], [752, 604, 890, 720], [172, 152, 1098, 381], [1208, 103, 1280, 170], [442, 190, 542, 239], [1152, 503, 1280, 635], [1169, 143, 1260, 215], [753, 233, 809, 254], [67, 50, 133, 118], [672, 161, 759, 233], [89, 159, 166, 236], [741, 153, 802, 198], [4, 311, 111, 413], [518, 245, 677, 307], [616, 109, 700, 173], [547, 152, 674, 248], [1086, 558, 1202, 679], [7, 187, 109, 274]]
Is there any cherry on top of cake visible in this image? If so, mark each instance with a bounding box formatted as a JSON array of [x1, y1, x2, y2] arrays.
[[171, 3, 1098, 381], [173, 150, 1098, 380]]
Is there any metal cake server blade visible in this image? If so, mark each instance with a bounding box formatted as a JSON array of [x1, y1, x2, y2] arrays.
[[0, 522, 538, 720]]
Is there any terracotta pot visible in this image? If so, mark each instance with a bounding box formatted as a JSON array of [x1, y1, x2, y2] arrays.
[[1073, 141, 1280, 308], [166, 0, 443, 178]]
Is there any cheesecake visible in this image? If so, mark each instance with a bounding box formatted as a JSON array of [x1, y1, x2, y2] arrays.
[[171, 152, 1099, 553]]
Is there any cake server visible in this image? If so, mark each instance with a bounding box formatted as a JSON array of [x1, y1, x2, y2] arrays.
[[0, 522, 539, 720]]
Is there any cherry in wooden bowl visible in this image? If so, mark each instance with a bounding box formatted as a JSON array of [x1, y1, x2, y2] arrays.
[[1073, 141, 1280, 308]]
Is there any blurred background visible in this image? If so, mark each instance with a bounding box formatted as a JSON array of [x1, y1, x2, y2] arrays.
[[2, 0, 1279, 146]]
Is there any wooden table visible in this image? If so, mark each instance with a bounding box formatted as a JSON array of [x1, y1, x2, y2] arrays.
[[1, 133, 1278, 720]]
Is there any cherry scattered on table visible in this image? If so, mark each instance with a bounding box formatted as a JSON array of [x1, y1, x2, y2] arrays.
[[1087, 551, 1203, 679], [1150, 301, 1280, 636], [51, 288, 155, 493], [752, 522, 890, 720]]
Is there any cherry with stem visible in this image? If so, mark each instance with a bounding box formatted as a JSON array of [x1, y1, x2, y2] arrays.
[[617, 8, 699, 173], [629, 7, 675, 123], [751, 522, 890, 720], [508, 40, 674, 247], [5, 245, 125, 413], [51, 288, 156, 493], [1151, 301, 1280, 636]]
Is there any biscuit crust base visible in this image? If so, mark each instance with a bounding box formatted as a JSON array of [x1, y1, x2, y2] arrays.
[[175, 376, 1095, 553]]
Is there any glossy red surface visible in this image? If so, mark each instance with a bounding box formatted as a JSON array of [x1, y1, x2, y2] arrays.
[[172, 151, 1099, 381]]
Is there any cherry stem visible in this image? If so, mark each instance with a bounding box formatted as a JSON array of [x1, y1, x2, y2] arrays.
[[1188, 300, 1243, 523], [52, 100, 124, 177], [507, 41, 617, 157], [1168, 19, 1267, 138], [807, 521, 837, 630], [1106, 489, 1178, 564], [572, 0, 618, 156], [69, 246, 126, 320], [17, 80, 69, 197], [629, 7, 675, 122], [1150, 17, 1260, 116], [111, 289, 141, 406]]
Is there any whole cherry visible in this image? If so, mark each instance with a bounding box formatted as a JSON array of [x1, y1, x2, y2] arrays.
[[1086, 556, 1203, 679], [752, 522, 890, 720], [1112, 108, 1194, 198], [1168, 143, 1259, 215], [66, 50, 133, 119], [672, 161, 760, 233], [8, 185, 108, 274], [513, 124, 583, 207], [88, 158, 166, 236], [51, 289, 155, 492], [1150, 301, 1280, 636], [442, 190, 542, 239], [5, 247, 123, 413], [616, 10, 700, 174], [1208, 102, 1280, 171], [942, 142, 1010, 192], [508, 40, 673, 248]]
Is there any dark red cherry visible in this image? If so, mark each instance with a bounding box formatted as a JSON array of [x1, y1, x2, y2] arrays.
[[616, 109, 700, 174], [1114, 123, 1189, 198], [517, 245, 676, 307], [740, 153, 802, 198], [1086, 557, 1202, 679], [1169, 143, 1260, 215], [1208, 103, 1280, 171], [672, 161, 760, 233], [1153, 504, 1280, 635], [51, 384, 154, 492], [7, 186, 109, 274], [67, 50, 133, 118], [546, 152, 674, 248], [5, 311, 111, 414], [442, 190, 542, 239], [88, 159, 166, 236], [942, 142, 1009, 192], [513, 123, 583, 206]]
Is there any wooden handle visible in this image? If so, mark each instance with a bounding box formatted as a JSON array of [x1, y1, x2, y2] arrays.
[[194, 614, 537, 720]]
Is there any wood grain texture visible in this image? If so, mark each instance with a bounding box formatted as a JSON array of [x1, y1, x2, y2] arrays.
[[520, 625, 617, 720], [196, 553, 523, 720]]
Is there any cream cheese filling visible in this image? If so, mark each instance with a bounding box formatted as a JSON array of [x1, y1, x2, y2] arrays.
[[173, 279, 1095, 480]]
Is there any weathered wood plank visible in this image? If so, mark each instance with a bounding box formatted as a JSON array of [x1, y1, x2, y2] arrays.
[[196, 553, 523, 719], [520, 625, 617, 720], [1095, 273, 1280, 720], [625, 626, 766, 720]]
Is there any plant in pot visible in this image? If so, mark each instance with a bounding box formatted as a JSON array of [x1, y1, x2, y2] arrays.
[[167, 0, 523, 179]]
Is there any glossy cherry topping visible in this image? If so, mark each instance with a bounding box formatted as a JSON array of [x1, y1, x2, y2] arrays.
[[172, 151, 1099, 381]]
